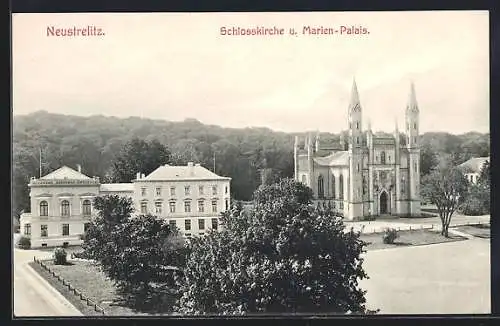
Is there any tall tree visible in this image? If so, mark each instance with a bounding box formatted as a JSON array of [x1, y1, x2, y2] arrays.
[[421, 161, 469, 237], [175, 179, 370, 315], [111, 138, 171, 182]]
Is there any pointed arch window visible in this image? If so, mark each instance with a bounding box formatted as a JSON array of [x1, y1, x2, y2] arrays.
[[339, 174, 344, 200], [317, 175, 325, 199], [40, 201, 48, 217], [381, 151, 386, 165], [356, 122, 359, 130], [331, 175, 336, 199]]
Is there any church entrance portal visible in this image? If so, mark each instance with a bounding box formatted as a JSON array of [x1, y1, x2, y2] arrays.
[[380, 191, 389, 215]]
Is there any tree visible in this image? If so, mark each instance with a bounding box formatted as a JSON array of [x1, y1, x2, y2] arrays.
[[110, 138, 171, 182], [98, 214, 183, 294], [421, 161, 469, 237], [461, 160, 490, 215], [81, 195, 134, 260], [420, 143, 438, 177], [175, 179, 369, 315]]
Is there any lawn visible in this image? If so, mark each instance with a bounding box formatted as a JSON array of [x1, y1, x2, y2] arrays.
[[30, 259, 178, 316], [360, 229, 467, 251], [453, 224, 490, 238]]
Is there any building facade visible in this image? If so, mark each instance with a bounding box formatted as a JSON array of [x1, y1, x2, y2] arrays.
[[458, 157, 489, 184], [294, 80, 422, 220], [20, 162, 231, 248]]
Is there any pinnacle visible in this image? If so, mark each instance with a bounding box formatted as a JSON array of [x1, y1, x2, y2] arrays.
[[407, 81, 419, 112], [349, 78, 361, 112]]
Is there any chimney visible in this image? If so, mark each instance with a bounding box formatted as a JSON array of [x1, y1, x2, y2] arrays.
[[76, 164, 82, 173], [187, 162, 194, 167], [136, 172, 141, 180], [141, 173, 145, 178], [195, 163, 201, 167]]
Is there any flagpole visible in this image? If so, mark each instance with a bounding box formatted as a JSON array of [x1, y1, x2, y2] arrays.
[[39, 147, 42, 178]]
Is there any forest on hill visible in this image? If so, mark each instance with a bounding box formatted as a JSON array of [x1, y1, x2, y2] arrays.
[[12, 110, 490, 218]]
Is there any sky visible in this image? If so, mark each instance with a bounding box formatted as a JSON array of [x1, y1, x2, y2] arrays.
[[12, 11, 489, 134]]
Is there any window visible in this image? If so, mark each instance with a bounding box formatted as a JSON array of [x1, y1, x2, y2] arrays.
[[199, 185, 204, 195], [198, 200, 205, 212], [331, 175, 336, 199], [225, 186, 228, 194], [170, 187, 176, 196], [357, 163, 360, 172], [185, 219, 191, 231], [82, 200, 91, 217], [62, 224, 69, 236], [356, 136, 359, 144], [212, 200, 218, 213], [61, 200, 70, 217], [414, 162, 417, 173], [40, 201, 48, 216], [169, 220, 176, 228], [212, 218, 218, 230], [380, 151, 386, 165], [317, 175, 324, 198], [141, 188, 147, 196], [41, 225, 48, 237], [362, 176, 367, 195], [141, 201, 148, 214], [84, 223, 90, 233], [169, 201, 176, 213], [212, 186, 218, 195], [156, 187, 162, 196], [339, 174, 344, 200], [185, 186, 190, 195], [225, 199, 229, 211], [356, 121, 359, 129], [198, 219, 205, 230], [301, 175, 307, 184], [24, 223, 31, 236], [401, 177, 406, 194], [414, 137, 417, 144], [388, 155, 391, 163], [184, 201, 191, 213], [414, 123, 417, 130], [155, 201, 163, 214], [470, 175, 474, 182]]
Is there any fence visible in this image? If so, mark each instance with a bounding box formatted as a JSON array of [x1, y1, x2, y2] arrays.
[[33, 257, 106, 315], [355, 220, 489, 235]]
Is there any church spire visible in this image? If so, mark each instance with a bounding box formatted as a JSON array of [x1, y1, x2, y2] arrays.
[[407, 81, 419, 113], [349, 78, 362, 113]]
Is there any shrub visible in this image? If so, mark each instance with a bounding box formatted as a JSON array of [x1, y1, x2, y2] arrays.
[[53, 247, 67, 265], [17, 235, 31, 249], [382, 228, 399, 244]]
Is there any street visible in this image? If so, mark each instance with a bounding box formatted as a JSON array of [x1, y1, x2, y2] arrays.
[[13, 236, 83, 317]]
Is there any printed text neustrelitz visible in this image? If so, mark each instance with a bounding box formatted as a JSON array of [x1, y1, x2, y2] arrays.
[[46, 26, 105, 37]]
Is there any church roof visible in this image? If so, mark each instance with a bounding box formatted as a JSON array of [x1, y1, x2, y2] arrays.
[[100, 183, 134, 192], [141, 163, 231, 181], [40, 166, 92, 180], [458, 157, 489, 174], [313, 151, 349, 167]]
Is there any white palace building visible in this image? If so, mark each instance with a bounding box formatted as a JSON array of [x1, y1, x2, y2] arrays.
[[20, 163, 231, 248]]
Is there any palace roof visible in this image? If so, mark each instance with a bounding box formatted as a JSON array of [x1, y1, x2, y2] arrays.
[[140, 163, 231, 181], [458, 157, 489, 174], [40, 166, 92, 180]]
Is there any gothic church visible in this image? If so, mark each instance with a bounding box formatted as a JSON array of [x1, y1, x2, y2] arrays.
[[294, 80, 421, 220]]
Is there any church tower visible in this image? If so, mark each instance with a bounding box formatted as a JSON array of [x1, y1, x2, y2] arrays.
[[405, 82, 421, 216], [348, 79, 364, 219]]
